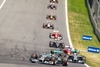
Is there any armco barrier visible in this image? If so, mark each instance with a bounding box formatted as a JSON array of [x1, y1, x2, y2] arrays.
[[86, 0, 100, 41]]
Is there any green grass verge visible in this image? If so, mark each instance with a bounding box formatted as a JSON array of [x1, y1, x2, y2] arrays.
[[68, 0, 100, 67]]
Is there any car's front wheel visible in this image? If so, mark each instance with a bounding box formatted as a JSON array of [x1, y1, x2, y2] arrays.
[[30, 53, 38, 63], [49, 41, 53, 47], [51, 57, 56, 65], [43, 23, 45, 28], [62, 57, 68, 66], [49, 33, 52, 38]]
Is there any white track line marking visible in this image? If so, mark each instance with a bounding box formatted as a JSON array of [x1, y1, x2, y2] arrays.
[[84, 64, 90, 67], [65, 0, 74, 50], [65, 0, 90, 67], [0, 0, 6, 10]]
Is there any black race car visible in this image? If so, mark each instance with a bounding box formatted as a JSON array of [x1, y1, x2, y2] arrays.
[[47, 4, 57, 10], [50, 0, 58, 4], [49, 41, 65, 49], [43, 22, 54, 29], [46, 14, 56, 20]]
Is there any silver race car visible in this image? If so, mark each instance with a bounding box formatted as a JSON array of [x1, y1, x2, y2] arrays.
[[68, 49, 86, 64], [30, 51, 68, 66]]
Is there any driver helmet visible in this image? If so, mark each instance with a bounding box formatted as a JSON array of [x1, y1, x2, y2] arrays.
[[50, 15, 53, 18], [50, 50, 54, 54]]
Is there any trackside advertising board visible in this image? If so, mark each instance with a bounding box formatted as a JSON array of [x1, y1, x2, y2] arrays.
[[82, 35, 92, 41], [88, 46, 100, 53]]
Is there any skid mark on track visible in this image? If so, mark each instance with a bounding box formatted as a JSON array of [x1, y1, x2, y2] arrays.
[[0, 0, 6, 10]]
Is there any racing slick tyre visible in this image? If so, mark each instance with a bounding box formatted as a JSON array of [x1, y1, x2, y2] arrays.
[[43, 24, 45, 28], [81, 56, 86, 64], [62, 57, 68, 66], [31, 53, 38, 59], [53, 17, 56, 20], [49, 41, 53, 47], [30, 53, 38, 63], [46, 15, 49, 19], [51, 25, 54, 29], [62, 43, 65, 49], [43, 23, 46, 28], [49, 33, 52, 38], [51, 57, 56, 65], [53, 7, 56, 10], [59, 43, 65, 49], [59, 34, 63, 40]]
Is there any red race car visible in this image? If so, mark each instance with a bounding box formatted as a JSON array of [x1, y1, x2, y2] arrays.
[[49, 30, 63, 41], [63, 46, 72, 55]]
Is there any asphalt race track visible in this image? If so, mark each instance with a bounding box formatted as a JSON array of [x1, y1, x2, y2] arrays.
[[0, 0, 86, 67]]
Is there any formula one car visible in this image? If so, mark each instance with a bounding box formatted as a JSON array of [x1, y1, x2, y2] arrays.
[[49, 41, 65, 49], [50, 49, 69, 66], [50, 0, 58, 4], [30, 51, 68, 66], [43, 22, 54, 29], [49, 30, 63, 40], [63, 46, 72, 55], [47, 4, 57, 10], [68, 49, 86, 64], [46, 14, 56, 20]]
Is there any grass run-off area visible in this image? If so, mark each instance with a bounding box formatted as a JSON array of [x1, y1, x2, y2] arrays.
[[68, 0, 100, 67]]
